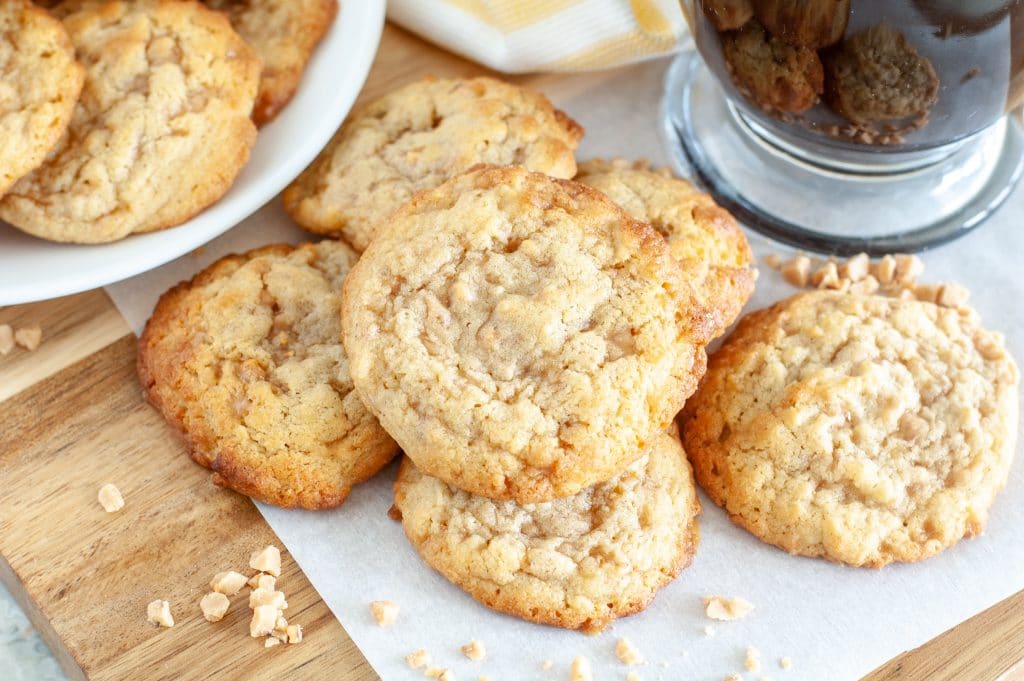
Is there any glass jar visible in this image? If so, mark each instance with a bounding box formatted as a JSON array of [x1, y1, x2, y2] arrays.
[[664, 0, 1024, 253]]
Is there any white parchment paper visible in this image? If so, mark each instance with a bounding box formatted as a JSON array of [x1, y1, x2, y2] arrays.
[[107, 57, 1024, 681]]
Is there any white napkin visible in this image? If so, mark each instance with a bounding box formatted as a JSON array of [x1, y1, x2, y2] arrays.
[[387, 0, 692, 72]]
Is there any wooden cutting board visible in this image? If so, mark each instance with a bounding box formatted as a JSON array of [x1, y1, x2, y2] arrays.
[[2, 24, 1024, 681]]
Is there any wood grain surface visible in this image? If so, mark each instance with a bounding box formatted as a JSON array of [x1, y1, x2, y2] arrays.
[[0, 23, 1021, 681]]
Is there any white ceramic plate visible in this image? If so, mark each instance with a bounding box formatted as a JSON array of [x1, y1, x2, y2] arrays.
[[0, 0, 385, 306]]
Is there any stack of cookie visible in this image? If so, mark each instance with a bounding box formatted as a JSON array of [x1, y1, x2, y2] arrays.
[[140, 74, 763, 631], [1, 0, 335, 243], [348, 164, 728, 632]]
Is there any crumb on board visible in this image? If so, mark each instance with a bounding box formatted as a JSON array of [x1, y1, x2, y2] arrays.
[[780, 656, 793, 670], [211, 571, 248, 596], [249, 545, 281, 577], [249, 586, 287, 610], [14, 325, 42, 351], [200, 592, 230, 622], [146, 599, 174, 628], [0, 324, 14, 355], [250, 604, 279, 637], [97, 483, 125, 513]]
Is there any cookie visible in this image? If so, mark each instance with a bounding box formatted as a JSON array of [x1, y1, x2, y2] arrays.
[[0, 0, 260, 243], [681, 292, 1019, 567], [722, 18, 824, 113], [752, 0, 849, 49], [0, 0, 84, 198], [202, 0, 337, 126], [283, 77, 583, 252], [138, 241, 399, 510], [575, 159, 755, 339], [342, 165, 712, 503], [824, 23, 939, 125], [392, 431, 701, 633], [701, 0, 753, 31]]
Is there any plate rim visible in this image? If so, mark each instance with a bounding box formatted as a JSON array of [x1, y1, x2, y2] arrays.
[[0, 0, 386, 306]]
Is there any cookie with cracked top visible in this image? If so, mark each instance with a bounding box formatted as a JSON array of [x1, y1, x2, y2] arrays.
[[0, 0, 260, 243], [681, 291, 1019, 567], [202, 0, 337, 126], [342, 165, 713, 503], [0, 0, 84, 198], [576, 158, 755, 340], [392, 431, 701, 633], [138, 241, 399, 510], [283, 76, 583, 252]]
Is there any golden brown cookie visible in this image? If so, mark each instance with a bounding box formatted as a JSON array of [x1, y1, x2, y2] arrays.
[[392, 431, 701, 633], [701, 0, 754, 31], [138, 241, 399, 510], [283, 76, 583, 252], [342, 166, 712, 503], [824, 23, 939, 125], [202, 0, 337, 126], [0, 0, 260, 243], [681, 291, 1019, 567], [723, 18, 824, 113], [752, 0, 849, 48], [0, 0, 84, 198], [575, 159, 755, 339]]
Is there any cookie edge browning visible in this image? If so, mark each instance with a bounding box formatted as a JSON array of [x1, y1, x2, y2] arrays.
[[342, 164, 714, 503], [137, 242, 398, 510], [282, 76, 585, 248], [0, 0, 85, 197], [248, 0, 339, 126], [391, 433, 702, 633], [681, 291, 1020, 568], [574, 158, 756, 337]]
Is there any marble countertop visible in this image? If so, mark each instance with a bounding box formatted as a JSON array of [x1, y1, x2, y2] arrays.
[[2, 585, 66, 681]]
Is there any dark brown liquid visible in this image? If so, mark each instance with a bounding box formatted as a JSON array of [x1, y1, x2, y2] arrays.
[[691, 0, 1024, 152]]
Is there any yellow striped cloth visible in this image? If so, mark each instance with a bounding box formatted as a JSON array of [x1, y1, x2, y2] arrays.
[[387, 0, 693, 72]]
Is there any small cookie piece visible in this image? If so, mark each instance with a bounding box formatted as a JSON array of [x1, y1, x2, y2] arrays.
[[138, 241, 399, 509], [343, 166, 711, 502], [202, 0, 337, 126], [0, 0, 84, 197], [392, 431, 701, 633], [723, 19, 824, 113], [576, 159, 755, 339], [824, 23, 939, 125], [682, 292, 1019, 567], [284, 77, 583, 251], [0, 0, 260, 243], [752, 0, 849, 48], [702, 0, 754, 31]]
